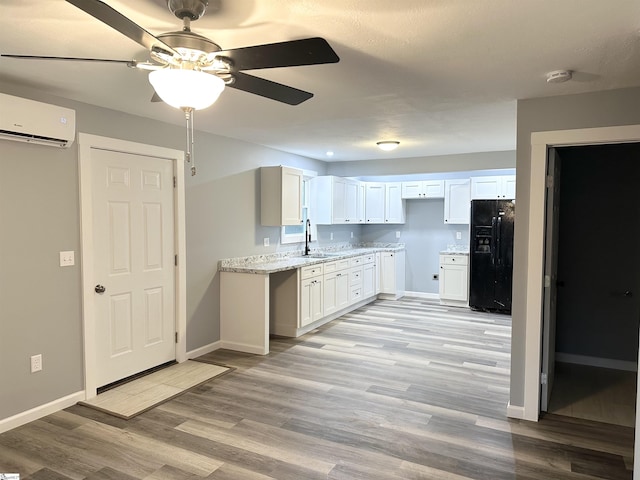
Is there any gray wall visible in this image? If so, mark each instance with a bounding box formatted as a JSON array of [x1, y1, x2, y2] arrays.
[[0, 84, 326, 420], [511, 86, 640, 408], [555, 143, 640, 362], [360, 200, 468, 293], [327, 151, 515, 177]]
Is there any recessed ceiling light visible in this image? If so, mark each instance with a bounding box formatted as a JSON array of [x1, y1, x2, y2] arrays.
[[326, 151, 334, 157], [376, 141, 400, 151], [546, 70, 572, 83]]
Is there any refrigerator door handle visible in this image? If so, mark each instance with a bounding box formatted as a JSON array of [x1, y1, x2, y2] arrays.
[[496, 216, 502, 265], [491, 216, 497, 265]]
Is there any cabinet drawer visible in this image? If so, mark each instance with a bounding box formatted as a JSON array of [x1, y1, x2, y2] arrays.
[[439, 255, 468, 266], [335, 259, 350, 271], [350, 287, 362, 302], [362, 254, 375, 264], [323, 261, 338, 273], [301, 264, 324, 279], [349, 255, 364, 267], [350, 268, 363, 285]]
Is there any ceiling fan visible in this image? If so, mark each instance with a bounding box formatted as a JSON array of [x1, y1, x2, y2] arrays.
[[2, 0, 340, 174]]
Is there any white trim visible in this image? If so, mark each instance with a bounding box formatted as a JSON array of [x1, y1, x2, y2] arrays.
[[219, 341, 268, 355], [555, 353, 637, 372], [78, 133, 187, 399], [187, 341, 222, 359], [0, 391, 84, 434], [404, 291, 440, 300], [521, 124, 640, 424], [506, 403, 525, 420]]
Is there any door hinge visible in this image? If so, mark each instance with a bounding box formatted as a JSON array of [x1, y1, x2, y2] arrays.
[[175, 254, 178, 266], [175, 332, 179, 344], [173, 176, 177, 188], [546, 175, 554, 188], [540, 372, 548, 385]]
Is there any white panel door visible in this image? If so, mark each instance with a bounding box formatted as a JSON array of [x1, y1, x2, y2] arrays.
[[92, 149, 175, 387]]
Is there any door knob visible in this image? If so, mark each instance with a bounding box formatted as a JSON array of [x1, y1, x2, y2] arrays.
[[95, 284, 106, 294]]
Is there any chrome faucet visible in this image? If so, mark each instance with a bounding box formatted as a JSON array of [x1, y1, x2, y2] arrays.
[[304, 219, 311, 255]]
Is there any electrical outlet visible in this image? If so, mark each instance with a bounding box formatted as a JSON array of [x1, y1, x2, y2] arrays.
[[59, 250, 74, 267], [31, 354, 42, 373], [330, 232, 333, 240], [396, 231, 401, 239], [456, 231, 462, 240], [350, 232, 354, 239], [432, 274, 439, 280], [263, 237, 270, 247]]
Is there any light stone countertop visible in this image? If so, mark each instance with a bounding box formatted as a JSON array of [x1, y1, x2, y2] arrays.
[[219, 243, 405, 274], [439, 250, 470, 256]]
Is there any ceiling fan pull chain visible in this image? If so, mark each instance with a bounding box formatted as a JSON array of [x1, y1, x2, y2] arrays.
[[183, 107, 196, 176]]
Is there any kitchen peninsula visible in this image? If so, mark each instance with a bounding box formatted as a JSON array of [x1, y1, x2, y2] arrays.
[[219, 244, 405, 354]]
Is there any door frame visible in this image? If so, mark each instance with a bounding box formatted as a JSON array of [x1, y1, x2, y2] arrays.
[[78, 133, 187, 399]]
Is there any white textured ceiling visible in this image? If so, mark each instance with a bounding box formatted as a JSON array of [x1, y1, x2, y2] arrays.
[[1, 0, 640, 161]]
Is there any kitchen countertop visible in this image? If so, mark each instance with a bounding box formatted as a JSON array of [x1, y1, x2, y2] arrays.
[[219, 243, 405, 274], [439, 250, 470, 256]]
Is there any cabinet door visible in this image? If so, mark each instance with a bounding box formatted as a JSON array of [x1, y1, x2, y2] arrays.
[[385, 182, 405, 223], [439, 264, 468, 301], [470, 176, 500, 200], [336, 271, 350, 310], [375, 253, 381, 294], [281, 167, 303, 225], [344, 180, 359, 223], [380, 252, 396, 294], [502, 175, 516, 199], [356, 182, 366, 223], [323, 273, 338, 316], [363, 262, 376, 298], [332, 177, 347, 224], [423, 180, 445, 198], [365, 183, 385, 223], [301, 277, 323, 326], [401, 181, 423, 199], [444, 179, 470, 224]]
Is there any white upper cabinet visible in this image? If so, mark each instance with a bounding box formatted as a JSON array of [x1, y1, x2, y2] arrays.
[[444, 179, 470, 224], [385, 182, 406, 223], [365, 182, 385, 223], [470, 175, 516, 199], [312, 176, 364, 224], [401, 180, 445, 199], [261, 166, 303, 226]]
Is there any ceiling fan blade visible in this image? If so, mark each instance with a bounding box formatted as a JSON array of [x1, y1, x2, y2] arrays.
[[229, 72, 313, 105], [218, 37, 339, 71], [65, 0, 180, 59], [1, 54, 133, 65]]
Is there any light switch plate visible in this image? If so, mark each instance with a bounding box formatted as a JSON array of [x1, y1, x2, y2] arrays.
[[59, 251, 74, 267], [263, 237, 270, 247]]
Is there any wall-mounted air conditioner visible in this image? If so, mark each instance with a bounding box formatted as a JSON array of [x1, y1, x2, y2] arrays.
[[0, 93, 76, 148]]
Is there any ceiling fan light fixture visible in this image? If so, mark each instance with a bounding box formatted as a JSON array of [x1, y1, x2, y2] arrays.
[[149, 69, 224, 110], [376, 141, 400, 151]]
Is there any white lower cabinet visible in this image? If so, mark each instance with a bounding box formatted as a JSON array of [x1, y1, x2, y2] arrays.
[[324, 268, 349, 316], [439, 254, 469, 306], [300, 265, 324, 327], [363, 259, 376, 298], [380, 250, 406, 299]]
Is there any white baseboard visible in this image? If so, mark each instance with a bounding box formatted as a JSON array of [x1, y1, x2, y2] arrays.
[[404, 291, 439, 300], [187, 341, 222, 359], [219, 341, 268, 356], [556, 353, 637, 372], [506, 402, 527, 420], [0, 390, 85, 434]]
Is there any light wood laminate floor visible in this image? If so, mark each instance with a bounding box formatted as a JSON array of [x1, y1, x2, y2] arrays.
[[548, 362, 637, 428], [0, 297, 633, 479]]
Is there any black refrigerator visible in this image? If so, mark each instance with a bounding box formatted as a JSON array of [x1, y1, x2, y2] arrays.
[[469, 199, 515, 314]]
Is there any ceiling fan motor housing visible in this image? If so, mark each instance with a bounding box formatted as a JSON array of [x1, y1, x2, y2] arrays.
[[167, 0, 209, 21]]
